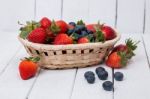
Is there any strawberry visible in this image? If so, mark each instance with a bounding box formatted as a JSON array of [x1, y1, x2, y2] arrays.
[[55, 20, 68, 33], [86, 24, 96, 33], [28, 28, 46, 43], [112, 38, 139, 59], [19, 57, 40, 80], [101, 26, 116, 40], [54, 33, 73, 45], [78, 37, 89, 44], [106, 52, 128, 68], [40, 17, 51, 29], [68, 24, 75, 30]]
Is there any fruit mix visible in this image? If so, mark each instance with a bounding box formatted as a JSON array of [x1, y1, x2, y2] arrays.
[[19, 17, 116, 45]]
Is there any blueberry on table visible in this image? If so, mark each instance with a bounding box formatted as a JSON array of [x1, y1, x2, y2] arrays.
[[69, 22, 76, 27], [114, 72, 124, 81], [102, 81, 113, 91], [86, 76, 95, 84], [95, 67, 105, 74], [84, 71, 95, 78], [84, 71, 95, 84], [97, 70, 108, 80]]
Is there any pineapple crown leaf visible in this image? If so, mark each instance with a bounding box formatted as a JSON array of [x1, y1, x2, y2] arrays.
[[25, 57, 40, 63], [125, 38, 140, 51], [50, 20, 60, 34]]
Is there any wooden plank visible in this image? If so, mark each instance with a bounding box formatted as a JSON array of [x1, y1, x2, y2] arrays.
[[36, 0, 62, 21], [0, 0, 35, 31], [89, 0, 116, 27], [63, 0, 89, 22], [143, 34, 150, 63], [0, 31, 20, 73], [71, 65, 113, 99], [145, 0, 150, 33], [28, 69, 76, 99], [114, 34, 150, 99], [0, 47, 38, 99], [117, 0, 145, 33]]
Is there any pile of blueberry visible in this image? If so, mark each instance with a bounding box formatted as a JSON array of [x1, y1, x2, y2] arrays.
[[68, 22, 94, 41], [84, 67, 124, 91]]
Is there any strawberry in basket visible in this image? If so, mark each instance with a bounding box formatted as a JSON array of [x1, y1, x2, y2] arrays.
[[18, 17, 120, 69]]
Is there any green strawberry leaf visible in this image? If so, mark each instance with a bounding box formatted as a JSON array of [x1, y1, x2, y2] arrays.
[[20, 31, 30, 39], [77, 20, 85, 25]]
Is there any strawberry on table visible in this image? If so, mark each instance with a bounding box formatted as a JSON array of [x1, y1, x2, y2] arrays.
[[40, 17, 51, 29], [106, 52, 128, 68], [28, 27, 46, 43], [54, 33, 73, 45], [112, 38, 139, 59], [19, 57, 40, 80]]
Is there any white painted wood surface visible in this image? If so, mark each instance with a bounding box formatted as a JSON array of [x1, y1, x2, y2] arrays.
[[35, 0, 62, 21], [88, 0, 116, 27], [63, 0, 89, 22], [114, 34, 150, 99], [0, 0, 35, 32], [71, 65, 113, 99], [143, 34, 150, 63], [28, 69, 76, 99], [0, 31, 20, 73], [0, 48, 37, 99], [116, 0, 145, 34], [145, 0, 150, 34]]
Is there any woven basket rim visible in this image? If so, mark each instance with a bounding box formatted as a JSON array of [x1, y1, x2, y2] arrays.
[[18, 31, 121, 50]]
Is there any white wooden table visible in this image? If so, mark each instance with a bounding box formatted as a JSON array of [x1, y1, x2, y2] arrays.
[[0, 0, 150, 99]]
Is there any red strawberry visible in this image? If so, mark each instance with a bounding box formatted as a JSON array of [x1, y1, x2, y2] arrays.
[[68, 24, 74, 30], [28, 28, 46, 43], [19, 57, 40, 80], [54, 33, 73, 45], [112, 38, 139, 59], [101, 26, 116, 40], [56, 20, 68, 33], [78, 37, 89, 44], [86, 24, 96, 33], [106, 52, 128, 68], [40, 17, 51, 29]]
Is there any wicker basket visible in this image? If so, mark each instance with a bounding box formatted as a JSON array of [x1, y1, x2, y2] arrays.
[[18, 32, 120, 69]]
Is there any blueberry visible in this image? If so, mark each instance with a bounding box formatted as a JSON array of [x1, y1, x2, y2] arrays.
[[95, 67, 105, 74], [80, 31, 88, 37], [97, 70, 108, 80], [84, 71, 95, 78], [84, 71, 95, 84], [102, 81, 113, 91], [86, 76, 95, 84], [69, 22, 76, 27], [74, 27, 81, 33], [67, 29, 74, 35], [114, 72, 124, 81], [87, 30, 93, 34], [76, 25, 86, 31]]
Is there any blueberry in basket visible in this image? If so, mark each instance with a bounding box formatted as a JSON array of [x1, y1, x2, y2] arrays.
[[84, 71, 95, 84], [69, 22, 76, 27]]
